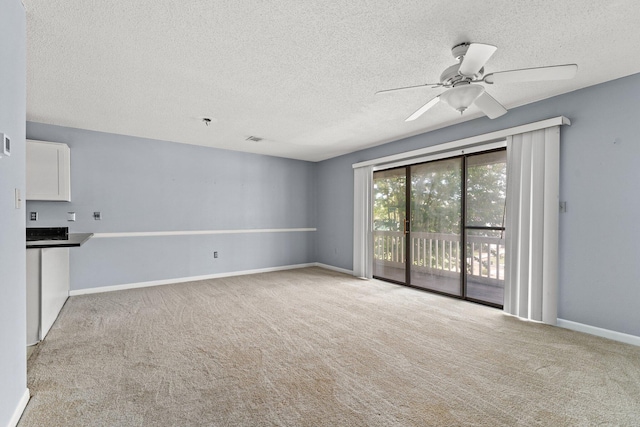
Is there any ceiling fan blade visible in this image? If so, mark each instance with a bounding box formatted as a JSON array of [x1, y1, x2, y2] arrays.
[[484, 64, 578, 84], [405, 96, 440, 121], [474, 92, 507, 119], [459, 43, 497, 77], [376, 83, 441, 95]]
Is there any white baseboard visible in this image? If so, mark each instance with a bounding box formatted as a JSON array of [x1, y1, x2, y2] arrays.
[[557, 318, 640, 347], [314, 263, 354, 275], [69, 263, 317, 296], [9, 388, 30, 427]]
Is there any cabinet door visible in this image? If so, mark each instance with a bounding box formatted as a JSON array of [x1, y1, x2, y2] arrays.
[[40, 248, 70, 341], [26, 139, 71, 201]]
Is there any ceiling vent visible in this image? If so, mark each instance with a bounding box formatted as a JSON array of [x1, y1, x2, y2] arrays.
[[245, 136, 263, 142]]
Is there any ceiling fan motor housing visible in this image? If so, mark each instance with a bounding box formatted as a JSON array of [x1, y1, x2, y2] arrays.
[[440, 63, 484, 86], [440, 63, 462, 85], [438, 42, 487, 85]]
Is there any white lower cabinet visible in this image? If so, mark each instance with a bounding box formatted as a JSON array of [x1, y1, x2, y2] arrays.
[[26, 248, 70, 345]]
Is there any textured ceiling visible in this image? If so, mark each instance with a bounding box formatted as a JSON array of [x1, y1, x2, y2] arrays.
[[23, 0, 640, 161]]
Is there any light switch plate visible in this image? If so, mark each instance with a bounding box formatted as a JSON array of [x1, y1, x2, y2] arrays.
[[559, 201, 567, 213], [67, 212, 76, 221], [1, 133, 9, 157]]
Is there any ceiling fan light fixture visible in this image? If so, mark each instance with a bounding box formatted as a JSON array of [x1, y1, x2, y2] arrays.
[[440, 84, 485, 114], [377, 42, 578, 122]]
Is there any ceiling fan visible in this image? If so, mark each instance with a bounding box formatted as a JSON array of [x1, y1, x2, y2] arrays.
[[377, 42, 578, 122]]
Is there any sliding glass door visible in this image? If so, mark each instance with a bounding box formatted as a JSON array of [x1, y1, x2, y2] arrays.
[[464, 150, 507, 306], [410, 158, 463, 296], [372, 149, 507, 307], [372, 167, 407, 283]]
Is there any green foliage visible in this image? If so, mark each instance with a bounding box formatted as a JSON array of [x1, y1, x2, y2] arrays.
[[373, 171, 406, 231], [466, 154, 507, 227], [410, 158, 462, 234], [373, 151, 506, 234]]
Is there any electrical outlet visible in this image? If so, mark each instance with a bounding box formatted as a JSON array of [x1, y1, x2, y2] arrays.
[[67, 212, 76, 221], [93, 212, 102, 220], [214, 251, 218, 259], [30, 212, 38, 221]]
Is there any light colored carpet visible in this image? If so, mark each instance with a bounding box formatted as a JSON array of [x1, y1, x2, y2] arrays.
[[20, 267, 640, 426]]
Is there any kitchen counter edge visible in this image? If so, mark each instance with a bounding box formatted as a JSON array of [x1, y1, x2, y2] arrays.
[[26, 233, 94, 249]]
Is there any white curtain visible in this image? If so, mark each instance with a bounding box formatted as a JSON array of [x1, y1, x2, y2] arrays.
[[353, 166, 373, 278], [504, 127, 560, 324]]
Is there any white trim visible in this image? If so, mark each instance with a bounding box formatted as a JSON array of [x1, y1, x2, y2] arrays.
[[557, 319, 640, 347], [92, 228, 316, 238], [8, 389, 30, 427], [69, 263, 317, 295], [69, 263, 356, 296], [315, 263, 354, 275], [353, 116, 570, 169]]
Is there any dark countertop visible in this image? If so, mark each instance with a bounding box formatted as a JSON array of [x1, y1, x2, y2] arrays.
[[26, 233, 94, 249]]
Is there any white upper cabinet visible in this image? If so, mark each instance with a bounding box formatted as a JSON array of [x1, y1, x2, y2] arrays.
[[26, 139, 71, 201]]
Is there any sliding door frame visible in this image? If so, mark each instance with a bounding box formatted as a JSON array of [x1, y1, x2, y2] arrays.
[[462, 149, 507, 309], [373, 148, 506, 308], [405, 166, 412, 287]]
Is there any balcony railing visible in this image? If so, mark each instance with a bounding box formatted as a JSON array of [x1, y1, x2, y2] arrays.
[[373, 231, 505, 286]]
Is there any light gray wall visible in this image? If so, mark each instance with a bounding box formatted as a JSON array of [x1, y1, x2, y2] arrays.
[[0, 0, 27, 424], [316, 72, 640, 337], [26, 123, 317, 290]]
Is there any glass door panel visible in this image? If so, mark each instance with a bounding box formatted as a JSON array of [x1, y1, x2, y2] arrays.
[[466, 229, 505, 306], [373, 167, 407, 283], [465, 150, 507, 228], [464, 150, 507, 306], [410, 158, 463, 295]]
